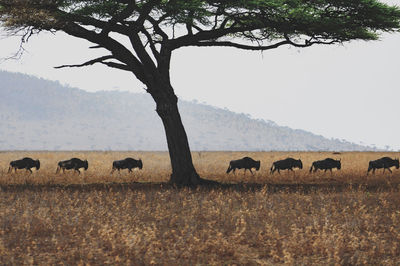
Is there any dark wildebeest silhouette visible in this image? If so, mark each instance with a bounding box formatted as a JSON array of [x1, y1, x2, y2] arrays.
[[111, 158, 143, 174], [270, 158, 303, 174], [226, 157, 260, 175], [310, 158, 341, 173], [367, 157, 399, 175], [8, 157, 40, 173], [56, 158, 88, 174]]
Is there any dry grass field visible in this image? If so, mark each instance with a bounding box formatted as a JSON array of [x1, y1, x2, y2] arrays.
[[0, 151, 400, 264]]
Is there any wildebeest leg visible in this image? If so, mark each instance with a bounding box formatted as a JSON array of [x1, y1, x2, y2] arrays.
[[289, 168, 294, 177], [387, 167, 392, 174], [27, 168, 33, 174], [226, 165, 232, 174], [55, 166, 60, 174], [7, 166, 12, 174], [129, 168, 133, 173], [249, 169, 254, 175], [278, 169, 281, 174], [75, 168, 81, 175]]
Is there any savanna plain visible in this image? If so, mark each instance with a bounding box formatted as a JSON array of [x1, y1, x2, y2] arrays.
[[0, 151, 400, 265]]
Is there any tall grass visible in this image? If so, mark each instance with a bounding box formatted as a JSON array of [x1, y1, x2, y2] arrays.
[[0, 151, 399, 264]]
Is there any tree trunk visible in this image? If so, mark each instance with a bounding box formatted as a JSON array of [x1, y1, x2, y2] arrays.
[[150, 83, 205, 186]]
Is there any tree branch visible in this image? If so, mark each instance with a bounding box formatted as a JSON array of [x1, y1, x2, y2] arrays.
[[58, 11, 130, 36], [101, 61, 132, 72], [100, 2, 136, 36], [59, 21, 147, 83], [54, 55, 114, 69], [54, 55, 132, 71], [169, 25, 257, 50], [135, 0, 161, 28], [186, 38, 338, 51], [128, 31, 157, 71], [141, 27, 161, 60], [147, 16, 169, 41]]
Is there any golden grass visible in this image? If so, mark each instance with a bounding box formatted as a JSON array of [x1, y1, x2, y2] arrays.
[[0, 151, 400, 264]]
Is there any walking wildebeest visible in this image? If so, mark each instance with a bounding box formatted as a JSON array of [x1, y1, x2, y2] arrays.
[[309, 158, 341, 173], [56, 158, 88, 174], [270, 158, 303, 174], [367, 157, 399, 175], [226, 157, 260, 175], [8, 157, 40, 173], [111, 158, 143, 174]]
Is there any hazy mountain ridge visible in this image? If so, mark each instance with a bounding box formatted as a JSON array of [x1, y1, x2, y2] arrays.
[[0, 70, 372, 151]]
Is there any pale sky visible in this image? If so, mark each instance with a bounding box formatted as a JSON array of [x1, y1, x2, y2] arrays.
[[1, 2, 400, 150]]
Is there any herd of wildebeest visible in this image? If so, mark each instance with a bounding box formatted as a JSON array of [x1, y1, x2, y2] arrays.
[[227, 156, 399, 175], [4, 155, 400, 176], [6, 157, 143, 175]]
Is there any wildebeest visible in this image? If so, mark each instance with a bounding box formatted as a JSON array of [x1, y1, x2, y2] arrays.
[[8, 157, 40, 173], [270, 158, 303, 174], [226, 157, 260, 175], [367, 157, 399, 175], [111, 158, 143, 174], [56, 158, 88, 174], [309, 158, 341, 173]]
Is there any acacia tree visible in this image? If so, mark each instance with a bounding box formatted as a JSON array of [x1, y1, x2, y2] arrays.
[[1, 0, 399, 185]]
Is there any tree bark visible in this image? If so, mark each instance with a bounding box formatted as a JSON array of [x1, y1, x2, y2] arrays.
[[149, 82, 205, 186]]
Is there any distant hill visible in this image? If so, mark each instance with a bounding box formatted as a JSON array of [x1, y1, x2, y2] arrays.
[[0, 70, 372, 151]]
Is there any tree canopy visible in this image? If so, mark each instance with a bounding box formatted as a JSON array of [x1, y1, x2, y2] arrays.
[[1, 0, 400, 85]]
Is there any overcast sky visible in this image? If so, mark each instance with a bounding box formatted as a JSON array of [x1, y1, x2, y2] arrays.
[[1, 1, 400, 150]]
